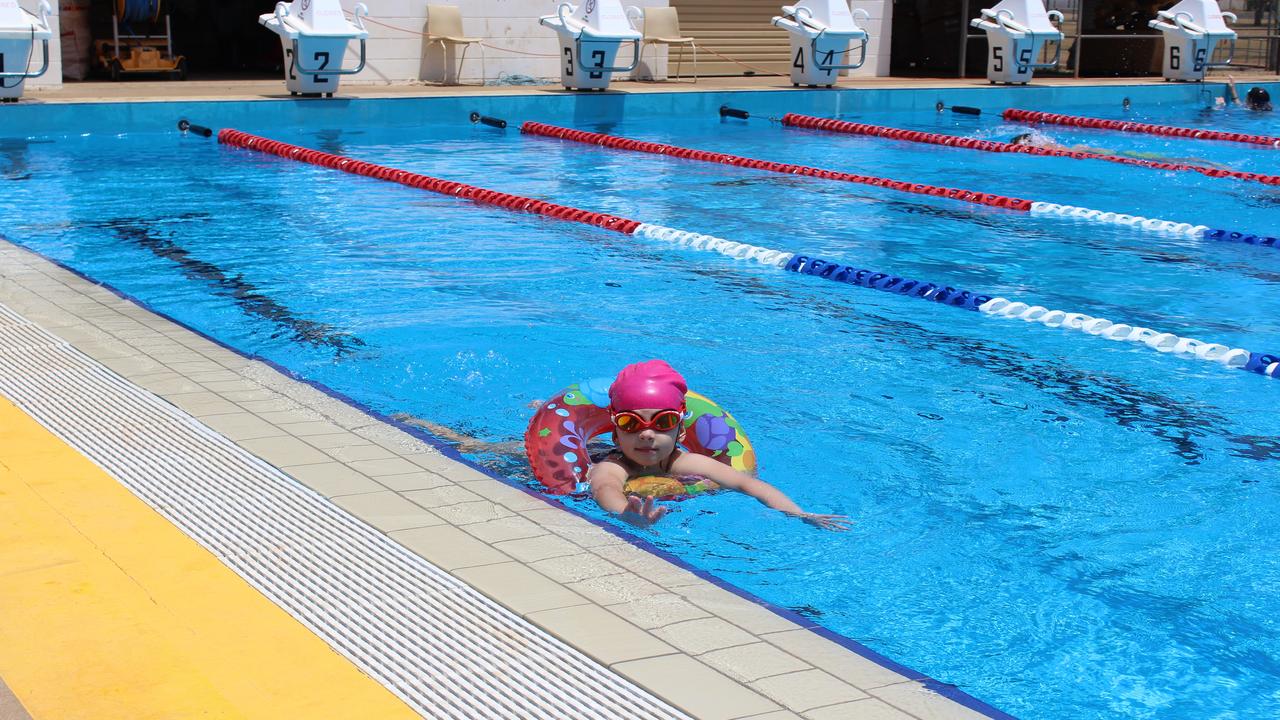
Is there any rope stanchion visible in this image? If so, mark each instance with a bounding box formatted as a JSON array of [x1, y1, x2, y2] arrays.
[[521, 121, 1276, 249], [782, 112, 1280, 187], [213, 128, 1279, 382], [1003, 108, 1280, 148]]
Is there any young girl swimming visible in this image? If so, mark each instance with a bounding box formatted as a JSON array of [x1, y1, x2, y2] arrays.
[[588, 360, 851, 531]]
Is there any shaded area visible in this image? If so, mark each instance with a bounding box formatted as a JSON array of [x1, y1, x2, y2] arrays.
[[0, 139, 53, 182], [90, 214, 367, 357]]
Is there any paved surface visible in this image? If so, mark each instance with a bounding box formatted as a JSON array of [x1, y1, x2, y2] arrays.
[[0, 387, 420, 719]]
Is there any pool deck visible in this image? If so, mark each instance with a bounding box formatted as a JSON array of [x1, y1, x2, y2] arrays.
[[5, 72, 1271, 719], [16, 70, 1278, 105]]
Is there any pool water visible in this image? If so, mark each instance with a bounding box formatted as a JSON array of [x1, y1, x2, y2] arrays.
[[2, 87, 1278, 719]]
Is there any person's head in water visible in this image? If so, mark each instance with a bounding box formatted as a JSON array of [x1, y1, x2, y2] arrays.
[[608, 360, 687, 468], [1246, 87, 1273, 111], [1010, 132, 1033, 146]]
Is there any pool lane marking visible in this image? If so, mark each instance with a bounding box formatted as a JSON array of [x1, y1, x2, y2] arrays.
[[779, 112, 1280, 187], [214, 129, 1280, 381], [520, 121, 1277, 251], [0, 396, 419, 720], [1004, 108, 1280, 148]]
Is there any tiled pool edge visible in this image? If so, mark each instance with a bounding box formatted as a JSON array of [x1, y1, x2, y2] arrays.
[[0, 236, 1005, 720]]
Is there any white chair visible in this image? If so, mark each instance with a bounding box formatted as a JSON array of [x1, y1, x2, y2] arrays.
[[426, 4, 485, 85], [626, 6, 697, 82]]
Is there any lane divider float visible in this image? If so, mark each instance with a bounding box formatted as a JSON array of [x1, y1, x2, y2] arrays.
[[215, 127, 1279, 380], [523, 120, 1030, 211], [218, 129, 641, 234], [520, 122, 1277, 251], [1003, 108, 1280, 148], [781, 112, 1280, 186]]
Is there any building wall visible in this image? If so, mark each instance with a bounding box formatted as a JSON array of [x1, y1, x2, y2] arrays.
[[28, 0, 895, 90], [341, 0, 672, 85], [850, 1, 892, 77], [334, 0, 891, 84]]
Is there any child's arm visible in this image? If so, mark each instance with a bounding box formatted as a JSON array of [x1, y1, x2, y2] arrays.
[[587, 461, 668, 526], [671, 454, 851, 531], [390, 413, 525, 456]]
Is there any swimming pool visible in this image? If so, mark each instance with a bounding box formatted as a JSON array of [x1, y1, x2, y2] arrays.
[[3, 83, 1278, 719]]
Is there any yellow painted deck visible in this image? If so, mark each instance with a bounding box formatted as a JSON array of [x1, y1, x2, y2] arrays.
[[0, 396, 416, 720]]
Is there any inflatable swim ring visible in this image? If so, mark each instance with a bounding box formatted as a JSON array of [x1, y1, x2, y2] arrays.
[[524, 377, 756, 496]]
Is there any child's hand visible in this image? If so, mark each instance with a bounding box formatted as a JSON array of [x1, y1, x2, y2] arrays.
[[796, 512, 853, 532], [621, 495, 669, 527]]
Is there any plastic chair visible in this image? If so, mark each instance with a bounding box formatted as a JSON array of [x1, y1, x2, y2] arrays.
[[630, 6, 697, 82], [426, 4, 485, 85]]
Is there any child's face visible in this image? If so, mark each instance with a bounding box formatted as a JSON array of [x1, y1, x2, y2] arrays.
[[614, 408, 681, 467]]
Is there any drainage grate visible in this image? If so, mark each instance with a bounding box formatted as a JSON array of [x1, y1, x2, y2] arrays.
[[0, 303, 691, 720]]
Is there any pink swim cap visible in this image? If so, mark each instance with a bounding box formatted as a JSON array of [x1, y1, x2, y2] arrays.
[[609, 360, 688, 412]]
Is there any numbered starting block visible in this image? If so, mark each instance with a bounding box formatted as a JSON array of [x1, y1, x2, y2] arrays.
[[772, 0, 869, 88], [259, 0, 369, 97], [0, 0, 53, 101], [970, 0, 1063, 84], [1149, 0, 1236, 82], [539, 0, 642, 91]]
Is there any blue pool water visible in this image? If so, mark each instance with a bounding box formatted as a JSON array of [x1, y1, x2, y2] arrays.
[[2, 85, 1278, 719]]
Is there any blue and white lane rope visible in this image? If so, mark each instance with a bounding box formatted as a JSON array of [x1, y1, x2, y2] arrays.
[[632, 223, 1280, 380], [1029, 202, 1206, 236], [1030, 203, 1280, 248]]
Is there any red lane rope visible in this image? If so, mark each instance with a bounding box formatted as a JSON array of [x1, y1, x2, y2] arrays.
[[520, 122, 1034, 212], [216, 129, 643, 234], [782, 112, 1280, 187], [1003, 108, 1280, 148]]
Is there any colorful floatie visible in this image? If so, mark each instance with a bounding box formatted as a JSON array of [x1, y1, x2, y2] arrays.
[[624, 474, 718, 499], [523, 378, 756, 497]]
